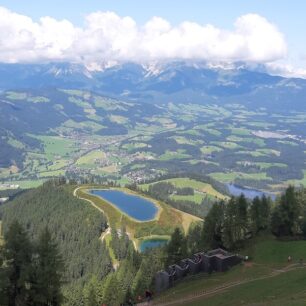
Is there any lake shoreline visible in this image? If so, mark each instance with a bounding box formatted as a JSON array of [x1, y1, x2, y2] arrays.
[[88, 188, 162, 223]]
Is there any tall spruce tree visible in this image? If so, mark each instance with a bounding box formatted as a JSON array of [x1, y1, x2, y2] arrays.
[[2, 220, 33, 306], [272, 186, 301, 236], [32, 227, 64, 306], [165, 228, 187, 266], [201, 202, 224, 250], [186, 224, 202, 254], [250, 195, 271, 234]]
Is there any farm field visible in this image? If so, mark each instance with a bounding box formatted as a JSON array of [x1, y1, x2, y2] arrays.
[[141, 178, 227, 203]]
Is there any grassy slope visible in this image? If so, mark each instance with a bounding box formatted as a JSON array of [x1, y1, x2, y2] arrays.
[[155, 235, 306, 306], [141, 178, 226, 200]]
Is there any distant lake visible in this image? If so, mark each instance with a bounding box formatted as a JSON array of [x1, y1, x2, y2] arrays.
[[139, 238, 168, 252], [226, 184, 276, 200], [90, 189, 158, 221]]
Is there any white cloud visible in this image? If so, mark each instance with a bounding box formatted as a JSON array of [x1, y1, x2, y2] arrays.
[[266, 62, 306, 79], [0, 7, 288, 68]]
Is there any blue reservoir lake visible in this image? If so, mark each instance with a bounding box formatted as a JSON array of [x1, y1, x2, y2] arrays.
[[89, 189, 158, 221], [139, 238, 168, 252], [226, 184, 276, 200]]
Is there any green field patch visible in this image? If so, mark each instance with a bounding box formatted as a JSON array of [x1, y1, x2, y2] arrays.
[[6, 91, 27, 100], [94, 96, 127, 111], [170, 192, 216, 204], [68, 96, 91, 109], [47, 159, 70, 171], [229, 127, 251, 136], [59, 119, 105, 133], [277, 140, 299, 146], [98, 164, 119, 174], [246, 121, 276, 128], [7, 137, 25, 149], [130, 164, 146, 170], [201, 145, 223, 154], [134, 122, 164, 134], [237, 161, 287, 170], [252, 162, 287, 170], [86, 113, 103, 121], [178, 129, 201, 136], [141, 178, 226, 200], [159, 150, 191, 161], [76, 150, 106, 166], [60, 89, 90, 98], [170, 136, 203, 146], [211, 141, 242, 150], [195, 125, 222, 136], [209, 171, 272, 183], [256, 148, 281, 156], [241, 137, 266, 147], [247, 236, 306, 266], [226, 135, 244, 142], [27, 96, 50, 103], [109, 115, 129, 124], [38, 169, 66, 178], [184, 159, 219, 166], [7, 180, 46, 189], [146, 116, 175, 127], [122, 142, 149, 151], [30, 135, 78, 159]]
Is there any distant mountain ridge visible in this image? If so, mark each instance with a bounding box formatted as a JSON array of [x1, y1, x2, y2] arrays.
[[0, 61, 305, 110]]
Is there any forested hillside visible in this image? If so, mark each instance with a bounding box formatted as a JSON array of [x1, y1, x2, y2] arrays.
[[0, 181, 112, 303]]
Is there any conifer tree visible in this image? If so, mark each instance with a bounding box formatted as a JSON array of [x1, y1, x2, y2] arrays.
[[2, 220, 33, 306], [201, 202, 224, 250], [272, 186, 301, 236], [32, 227, 64, 306], [165, 228, 187, 266]]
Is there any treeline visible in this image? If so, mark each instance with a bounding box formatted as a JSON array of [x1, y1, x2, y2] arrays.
[[0, 222, 64, 306], [164, 185, 306, 268]]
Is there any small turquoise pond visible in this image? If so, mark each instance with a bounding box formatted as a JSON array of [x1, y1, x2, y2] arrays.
[[139, 239, 168, 252], [90, 189, 158, 221]]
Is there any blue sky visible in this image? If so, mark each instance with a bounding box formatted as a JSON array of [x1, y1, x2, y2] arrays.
[[0, 0, 305, 76]]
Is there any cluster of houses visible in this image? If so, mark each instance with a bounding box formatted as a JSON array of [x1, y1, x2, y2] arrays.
[[155, 248, 242, 293]]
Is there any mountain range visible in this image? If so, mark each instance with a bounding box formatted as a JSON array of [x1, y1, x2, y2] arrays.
[[0, 61, 305, 111]]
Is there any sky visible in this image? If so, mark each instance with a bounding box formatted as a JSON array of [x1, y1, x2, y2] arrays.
[[0, 0, 305, 77]]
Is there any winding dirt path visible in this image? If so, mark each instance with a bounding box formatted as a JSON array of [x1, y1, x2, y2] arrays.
[[73, 187, 106, 215], [73, 187, 110, 242]]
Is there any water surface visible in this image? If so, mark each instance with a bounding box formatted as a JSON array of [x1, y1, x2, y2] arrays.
[[226, 184, 276, 200], [90, 189, 158, 221], [139, 238, 168, 252]]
